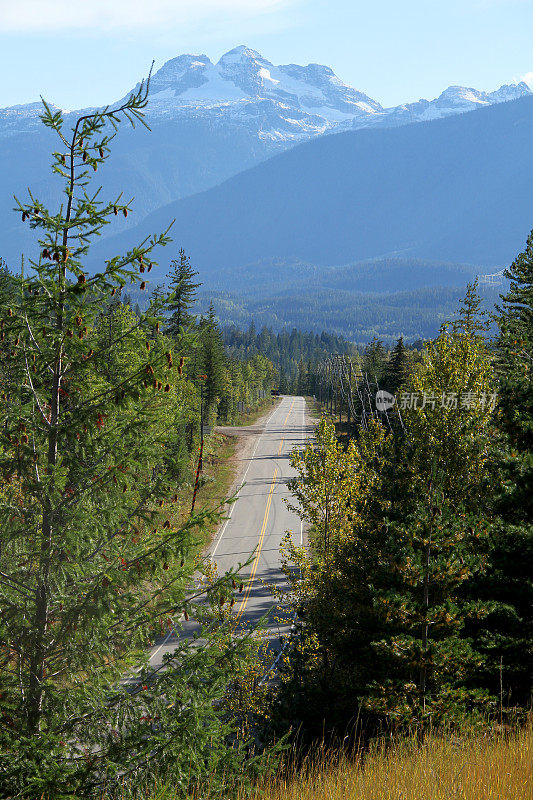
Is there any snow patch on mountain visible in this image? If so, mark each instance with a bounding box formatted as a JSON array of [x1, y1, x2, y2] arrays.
[[139, 45, 383, 138]]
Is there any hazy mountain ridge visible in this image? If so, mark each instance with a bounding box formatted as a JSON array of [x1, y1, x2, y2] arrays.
[[380, 82, 531, 126], [196, 285, 501, 345], [89, 93, 533, 282], [1, 46, 530, 269]]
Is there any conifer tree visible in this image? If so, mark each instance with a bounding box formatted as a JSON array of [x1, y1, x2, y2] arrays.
[[166, 249, 200, 338], [457, 278, 486, 335], [383, 335, 408, 396], [469, 232, 533, 705], [275, 290, 498, 738], [0, 262, 16, 376], [0, 82, 265, 797], [296, 357, 309, 396], [198, 304, 226, 413], [362, 337, 386, 381], [365, 301, 496, 726]]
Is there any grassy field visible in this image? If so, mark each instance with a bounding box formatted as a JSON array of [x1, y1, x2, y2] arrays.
[[247, 727, 533, 800], [128, 726, 532, 800]]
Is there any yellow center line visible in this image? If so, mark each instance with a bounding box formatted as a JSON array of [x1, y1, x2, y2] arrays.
[[235, 467, 278, 623], [235, 401, 295, 623], [283, 398, 296, 426]]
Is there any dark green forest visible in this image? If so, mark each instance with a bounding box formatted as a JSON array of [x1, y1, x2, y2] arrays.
[[272, 274, 533, 742], [223, 324, 359, 393], [0, 80, 531, 800], [197, 278, 502, 345]]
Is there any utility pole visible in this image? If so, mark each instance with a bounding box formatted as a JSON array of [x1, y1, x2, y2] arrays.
[[347, 359, 352, 430], [191, 375, 207, 514], [199, 379, 204, 471]]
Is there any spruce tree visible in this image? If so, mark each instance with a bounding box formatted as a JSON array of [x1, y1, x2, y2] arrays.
[[0, 82, 267, 797], [166, 248, 200, 338], [383, 336, 408, 396], [469, 232, 533, 705], [368, 307, 496, 727], [276, 299, 498, 738], [457, 278, 486, 335], [296, 357, 309, 396], [198, 304, 226, 413], [362, 337, 386, 382]]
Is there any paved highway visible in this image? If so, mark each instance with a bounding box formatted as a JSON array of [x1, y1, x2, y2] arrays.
[[148, 395, 309, 668]]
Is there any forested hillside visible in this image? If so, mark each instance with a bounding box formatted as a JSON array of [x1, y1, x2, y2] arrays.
[[223, 324, 359, 391], [0, 76, 531, 800], [205, 282, 501, 344], [90, 93, 533, 281]]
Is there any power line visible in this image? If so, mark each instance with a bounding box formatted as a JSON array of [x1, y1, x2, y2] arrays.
[[314, 354, 407, 436]]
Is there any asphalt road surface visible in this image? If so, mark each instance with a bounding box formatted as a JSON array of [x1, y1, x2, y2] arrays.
[[148, 395, 310, 669]]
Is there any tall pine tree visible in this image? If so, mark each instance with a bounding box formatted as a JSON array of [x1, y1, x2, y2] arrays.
[[362, 337, 386, 382], [0, 81, 269, 798], [198, 304, 226, 413], [166, 249, 200, 338], [469, 232, 533, 706], [383, 335, 408, 396]]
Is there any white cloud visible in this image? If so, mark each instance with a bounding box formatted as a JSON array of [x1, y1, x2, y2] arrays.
[[520, 71, 533, 87], [0, 0, 290, 32]]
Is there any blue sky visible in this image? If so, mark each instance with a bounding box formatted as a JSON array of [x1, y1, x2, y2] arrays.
[[1, 0, 532, 109]]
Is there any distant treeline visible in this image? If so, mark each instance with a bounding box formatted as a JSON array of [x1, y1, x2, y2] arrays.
[[222, 322, 425, 396], [223, 323, 359, 392], [200, 283, 501, 345]]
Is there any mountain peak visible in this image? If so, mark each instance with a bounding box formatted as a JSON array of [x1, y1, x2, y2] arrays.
[[437, 85, 488, 104], [3, 49, 531, 156], [217, 45, 269, 66], [154, 53, 211, 80], [139, 54, 533, 143], [489, 81, 532, 102]]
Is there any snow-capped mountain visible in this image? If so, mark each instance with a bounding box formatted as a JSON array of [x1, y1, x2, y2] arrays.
[[129, 45, 383, 142], [125, 46, 532, 140], [2, 46, 530, 143], [1, 46, 532, 269], [381, 82, 532, 126]]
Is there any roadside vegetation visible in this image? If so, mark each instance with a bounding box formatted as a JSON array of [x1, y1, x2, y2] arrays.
[[247, 727, 533, 800], [0, 81, 276, 799], [271, 272, 532, 742], [0, 73, 531, 799], [123, 725, 532, 800]]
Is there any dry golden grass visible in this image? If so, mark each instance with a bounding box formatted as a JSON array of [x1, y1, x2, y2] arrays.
[[107, 726, 532, 800], [244, 727, 533, 800]]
